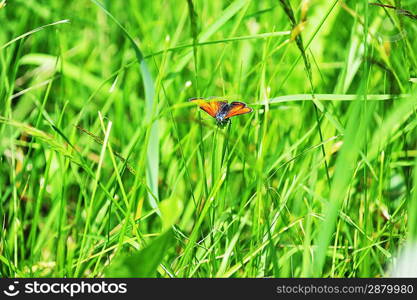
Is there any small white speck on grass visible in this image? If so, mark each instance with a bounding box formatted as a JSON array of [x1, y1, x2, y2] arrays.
[[330, 141, 343, 155], [381, 207, 390, 221], [185, 80, 192, 88], [387, 242, 417, 277], [27, 163, 33, 171], [165, 35, 170, 42], [246, 18, 260, 34], [40, 177, 45, 188], [109, 75, 119, 93], [410, 78, 417, 83]]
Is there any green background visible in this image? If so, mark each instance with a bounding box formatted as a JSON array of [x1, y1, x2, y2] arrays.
[[1, 0, 417, 277]]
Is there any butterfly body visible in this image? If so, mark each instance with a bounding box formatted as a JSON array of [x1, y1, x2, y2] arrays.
[[189, 97, 253, 127], [215, 102, 233, 125]]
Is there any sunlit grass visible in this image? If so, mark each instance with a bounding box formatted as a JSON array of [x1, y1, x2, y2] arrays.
[[1, 0, 417, 278]]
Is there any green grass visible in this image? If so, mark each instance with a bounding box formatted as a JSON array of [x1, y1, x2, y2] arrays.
[[1, 0, 417, 278]]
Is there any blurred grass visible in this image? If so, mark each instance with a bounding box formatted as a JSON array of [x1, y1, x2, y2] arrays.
[[1, 0, 417, 278]]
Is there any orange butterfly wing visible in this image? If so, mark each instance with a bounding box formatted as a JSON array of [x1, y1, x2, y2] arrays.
[[224, 101, 253, 119], [189, 98, 226, 118]]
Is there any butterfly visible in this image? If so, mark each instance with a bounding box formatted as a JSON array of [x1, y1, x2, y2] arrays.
[[189, 97, 253, 127]]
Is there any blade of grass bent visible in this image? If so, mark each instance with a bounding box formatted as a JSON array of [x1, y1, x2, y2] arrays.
[[0, 19, 70, 51], [313, 99, 376, 276], [90, 0, 159, 211]]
